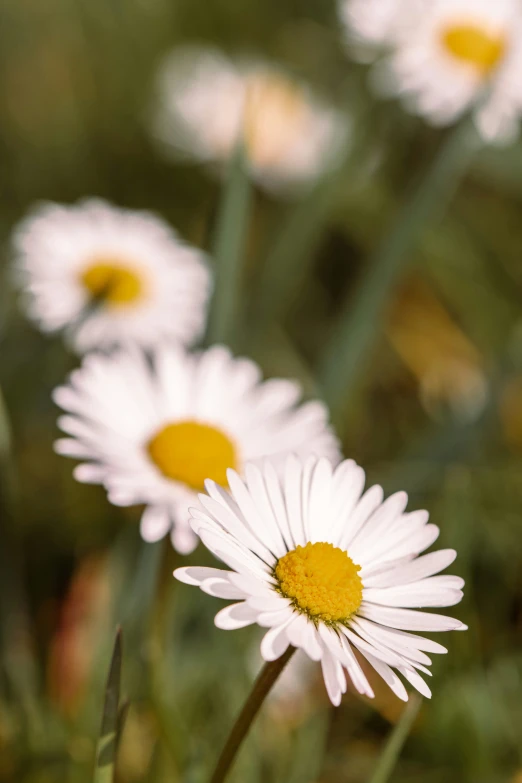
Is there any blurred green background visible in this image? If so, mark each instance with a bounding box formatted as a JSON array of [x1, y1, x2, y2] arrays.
[[1, 1, 522, 782]]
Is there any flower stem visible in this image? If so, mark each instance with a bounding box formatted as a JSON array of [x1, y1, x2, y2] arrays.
[[209, 646, 296, 783], [367, 694, 422, 783], [207, 143, 252, 347], [319, 119, 481, 425]]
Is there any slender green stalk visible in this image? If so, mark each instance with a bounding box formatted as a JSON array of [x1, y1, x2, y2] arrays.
[[118, 537, 164, 631], [319, 120, 480, 422], [207, 144, 252, 345], [367, 695, 422, 783], [209, 646, 296, 783], [252, 166, 342, 338]]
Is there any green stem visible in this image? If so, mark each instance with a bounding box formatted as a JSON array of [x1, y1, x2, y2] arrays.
[[367, 694, 422, 783], [319, 120, 480, 423], [207, 144, 252, 346], [209, 646, 296, 783]]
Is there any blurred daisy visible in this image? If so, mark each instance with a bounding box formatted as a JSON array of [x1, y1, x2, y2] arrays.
[[339, 0, 522, 143], [54, 346, 340, 553], [175, 456, 466, 705], [151, 47, 348, 193], [13, 199, 211, 353]]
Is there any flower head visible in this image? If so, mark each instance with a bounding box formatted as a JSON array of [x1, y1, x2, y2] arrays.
[[13, 199, 211, 352], [151, 47, 348, 193], [54, 346, 340, 553], [175, 456, 466, 705], [339, 0, 522, 143]]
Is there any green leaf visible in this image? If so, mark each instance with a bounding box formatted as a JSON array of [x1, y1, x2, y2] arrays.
[[93, 627, 123, 783]]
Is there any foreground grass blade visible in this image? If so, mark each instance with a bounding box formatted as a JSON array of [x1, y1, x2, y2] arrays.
[[94, 628, 123, 783], [367, 695, 422, 783], [319, 120, 480, 424], [207, 144, 252, 345]]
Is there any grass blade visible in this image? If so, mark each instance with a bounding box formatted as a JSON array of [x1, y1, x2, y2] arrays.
[[94, 627, 123, 783], [207, 144, 252, 345], [367, 695, 422, 783]]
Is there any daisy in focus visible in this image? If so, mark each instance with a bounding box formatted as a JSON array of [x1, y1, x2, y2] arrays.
[[53, 346, 340, 553], [175, 456, 465, 704], [151, 47, 348, 193], [339, 0, 522, 143], [13, 199, 211, 353]]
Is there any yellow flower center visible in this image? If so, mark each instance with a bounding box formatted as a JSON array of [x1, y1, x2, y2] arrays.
[[146, 420, 237, 491], [81, 259, 143, 306], [442, 23, 506, 73], [275, 542, 363, 624], [243, 73, 307, 167]]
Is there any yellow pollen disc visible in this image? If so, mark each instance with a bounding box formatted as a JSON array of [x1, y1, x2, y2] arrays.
[[146, 420, 237, 491], [275, 542, 363, 624], [243, 74, 307, 168], [442, 23, 506, 73], [81, 259, 143, 306]]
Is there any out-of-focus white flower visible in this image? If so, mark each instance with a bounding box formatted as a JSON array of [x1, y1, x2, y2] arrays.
[[339, 0, 522, 144], [151, 47, 349, 193], [53, 345, 340, 553], [13, 199, 211, 353], [176, 455, 466, 706]]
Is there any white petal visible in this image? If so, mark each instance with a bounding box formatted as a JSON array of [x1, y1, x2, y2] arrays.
[[363, 549, 457, 588], [140, 505, 171, 542], [321, 650, 345, 706], [260, 622, 292, 661], [360, 604, 467, 632], [214, 602, 259, 630], [200, 577, 246, 599], [349, 491, 409, 562], [399, 666, 431, 699], [257, 605, 295, 628], [308, 458, 333, 544], [247, 593, 287, 611], [73, 463, 106, 484], [243, 463, 287, 558], [174, 566, 232, 586], [284, 455, 306, 547], [363, 581, 463, 608], [361, 651, 408, 702], [199, 489, 275, 564], [340, 626, 406, 668], [339, 484, 384, 550], [262, 460, 294, 550], [228, 571, 274, 596], [353, 617, 448, 655]]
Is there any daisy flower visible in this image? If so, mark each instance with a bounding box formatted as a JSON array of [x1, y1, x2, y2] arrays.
[[13, 199, 211, 353], [175, 456, 466, 705], [151, 46, 348, 193], [53, 346, 340, 553], [339, 0, 522, 143]]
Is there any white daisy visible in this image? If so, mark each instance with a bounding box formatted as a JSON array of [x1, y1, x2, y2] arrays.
[[13, 199, 211, 353], [175, 455, 466, 705], [340, 0, 522, 143], [151, 46, 348, 193], [53, 346, 340, 553]]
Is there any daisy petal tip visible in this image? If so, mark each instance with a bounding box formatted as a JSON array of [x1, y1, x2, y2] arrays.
[[173, 567, 194, 585]]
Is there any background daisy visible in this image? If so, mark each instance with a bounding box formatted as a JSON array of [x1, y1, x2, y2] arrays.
[[176, 455, 465, 705], [53, 346, 340, 553], [13, 199, 211, 352], [339, 0, 522, 143], [151, 46, 349, 193]]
